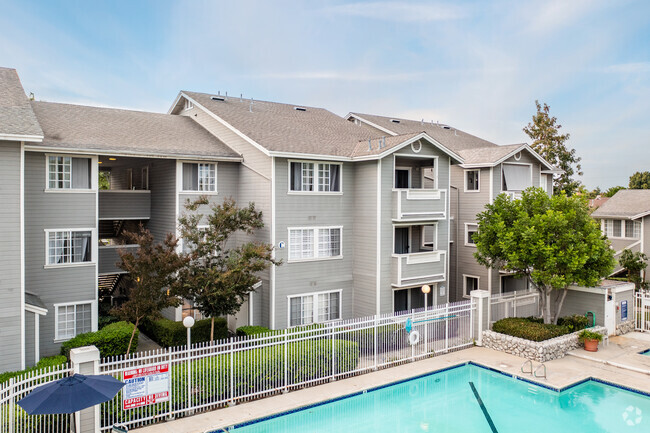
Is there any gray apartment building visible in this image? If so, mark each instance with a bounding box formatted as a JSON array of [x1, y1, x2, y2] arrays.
[[0, 67, 556, 372]]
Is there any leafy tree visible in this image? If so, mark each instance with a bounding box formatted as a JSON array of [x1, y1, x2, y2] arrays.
[[524, 101, 582, 196], [111, 227, 187, 356], [178, 197, 279, 341], [474, 188, 615, 324], [98, 170, 111, 190], [603, 185, 625, 197], [619, 249, 648, 289], [629, 171, 650, 189]]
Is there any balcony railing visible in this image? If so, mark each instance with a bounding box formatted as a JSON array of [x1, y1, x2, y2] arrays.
[[391, 250, 446, 287], [98, 244, 138, 275], [392, 189, 446, 221], [99, 190, 151, 220]]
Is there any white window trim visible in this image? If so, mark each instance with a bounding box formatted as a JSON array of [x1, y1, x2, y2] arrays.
[[44, 153, 97, 193], [420, 223, 438, 250], [53, 300, 96, 342], [44, 228, 97, 269], [179, 160, 219, 194], [465, 223, 478, 247], [394, 166, 412, 189], [500, 162, 533, 192], [464, 169, 480, 193], [463, 275, 480, 298], [287, 159, 343, 195], [392, 154, 439, 191], [287, 226, 343, 263], [392, 225, 412, 255], [184, 99, 194, 110], [287, 289, 343, 327]]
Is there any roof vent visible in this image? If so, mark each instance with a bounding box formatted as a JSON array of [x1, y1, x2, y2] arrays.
[[442, 125, 451, 130], [390, 119, 400, 124], [211, 96, 225, 102], [294, 106, 307, 112]]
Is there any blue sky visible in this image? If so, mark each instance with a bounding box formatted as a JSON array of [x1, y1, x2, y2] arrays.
[[1, 0, 648, 189]]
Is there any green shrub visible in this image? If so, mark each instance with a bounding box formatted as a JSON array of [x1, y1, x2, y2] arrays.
[[140, 317, 228, 347], [0, 355, 68, 384], [236, 326, 272, 336], [557, 315, 589, 332], [492, 318, 569, 342], [98, 314, 120, 330], [60, 321, 138, 358]]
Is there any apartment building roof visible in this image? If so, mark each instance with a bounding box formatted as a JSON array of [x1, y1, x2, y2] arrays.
[[0, 67, 43, 141], [29, 101, 241, 160], [591, 189, 650, 219]]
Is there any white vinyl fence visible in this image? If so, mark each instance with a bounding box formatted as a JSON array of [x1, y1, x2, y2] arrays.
[[0, 299, 474, 433], [635, 290, 650, 332], [489, 289, 540, 326]]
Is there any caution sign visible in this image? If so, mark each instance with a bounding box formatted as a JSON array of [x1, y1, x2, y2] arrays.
[[122, 363, 170, 410]]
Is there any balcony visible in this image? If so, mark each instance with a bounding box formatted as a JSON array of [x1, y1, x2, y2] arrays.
[[99, 190, 151, 220], [98, 244, 138, 275], [392, 189, 446, 221], [391, 251, 446, 288]]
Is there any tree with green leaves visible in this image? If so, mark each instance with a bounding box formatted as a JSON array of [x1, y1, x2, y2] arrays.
[[474, 188, 615, 324], [111, 227, 188, 356], [619, 249, 648, 289], [524, 101, 582, 196], [603, 185, 625, 197], [178, 197, 279, 341], [629, 171, 650, 190]]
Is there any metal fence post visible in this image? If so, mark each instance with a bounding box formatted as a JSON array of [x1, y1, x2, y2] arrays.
[[167, 347, 173, 420], [373, 316, 378, 370], [283, 329, 288, 393], [8, 377, 14, 433], [445, 303, 449, 353], [229, 338, 235, 406], [330, 324, 336, 381]]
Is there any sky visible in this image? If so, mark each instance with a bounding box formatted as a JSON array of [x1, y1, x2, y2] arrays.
[[1, 0, 648, 189]]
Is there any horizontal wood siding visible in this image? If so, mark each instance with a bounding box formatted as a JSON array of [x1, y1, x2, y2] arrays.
[[24, 151, 97, 357], [99, 191, 151, 220], [148, 159, 177, 242], [0, 142, 23, 371], [556, 290, 604, 326]]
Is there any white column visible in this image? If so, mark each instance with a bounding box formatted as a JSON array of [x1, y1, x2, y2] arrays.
[[470, 290, 490, 346], [70, 346, 100, 433]]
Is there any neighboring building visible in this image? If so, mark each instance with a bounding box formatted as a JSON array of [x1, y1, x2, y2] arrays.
[[588, 195, 610, 211], [343, 113, 558, 301], [0, 68, 558, 372], [591, 189, 650, 280]]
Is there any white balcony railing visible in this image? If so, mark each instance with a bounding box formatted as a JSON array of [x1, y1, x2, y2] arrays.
[[393, 188, 446, 221], [391, 250, 446, 287]]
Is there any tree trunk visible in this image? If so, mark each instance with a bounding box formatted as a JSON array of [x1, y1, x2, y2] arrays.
[[527, 276, 545, 320], [544, 289, 552, 324], [553, 288, 569, 325], [210, 316, 215, 342], [126, 317, 139, 357]]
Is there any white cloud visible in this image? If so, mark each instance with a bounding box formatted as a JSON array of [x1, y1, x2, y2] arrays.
[[602, 62, 650, 74], [324, 2, 468, 22]]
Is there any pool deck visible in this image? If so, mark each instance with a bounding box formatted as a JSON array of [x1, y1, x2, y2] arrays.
[[133, 333, 650, 433]]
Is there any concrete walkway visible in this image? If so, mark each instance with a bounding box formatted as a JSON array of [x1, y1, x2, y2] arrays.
[[133, 334, 650, 433], [135, 332, 161, 353]]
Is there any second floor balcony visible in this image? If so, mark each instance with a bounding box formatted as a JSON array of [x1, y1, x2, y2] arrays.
[[392, 188, 446, 221], [391, 251, 446, 288], [98, 190, 151, 220], [98, 244, 139, 275]]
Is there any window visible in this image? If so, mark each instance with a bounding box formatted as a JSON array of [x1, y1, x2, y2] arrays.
[[501, 163, 532, 191], [182, 163, 216, 192], [464, 276, 479, 297], [612, 220, 622, 238], [47, 230, 92, 265], [625, 220, 641, 239], [289, 227, 341, 261], [290, 161, 341, 192], [421, 225, 437, 250], [184, 99, 193, 110], [55, 302, 92, 340], [465, 224, 478, 246], [289, 291, 341, 326], [465, 170, 479, 191], [47, 155, 91, 189]]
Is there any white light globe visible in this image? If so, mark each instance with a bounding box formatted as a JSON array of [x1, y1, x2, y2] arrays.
[[183, 316, 195, 328]]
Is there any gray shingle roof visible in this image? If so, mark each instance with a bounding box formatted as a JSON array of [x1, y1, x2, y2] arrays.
[[183, 91, 378, 157], [0, 67, 43, 138], [30, 101, 240, 159], [350, 112, 498, 152], [457, 143, 524, 165], [591, 189, 650, 219]]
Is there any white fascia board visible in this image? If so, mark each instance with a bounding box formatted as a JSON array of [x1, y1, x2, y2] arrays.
[[23, 145, 243, 162], [167, 92, 184, 114], [25, 304, 48, 315], [494, 144, 555, 171], [354, 133, 465, 163], [180, 92, 272, 157], [268, 151, 351, 162], [0, 133, 43, 142], [345, 113, 399, 137]]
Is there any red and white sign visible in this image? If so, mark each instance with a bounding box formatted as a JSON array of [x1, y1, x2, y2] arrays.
[[122, 363, 170, 410]]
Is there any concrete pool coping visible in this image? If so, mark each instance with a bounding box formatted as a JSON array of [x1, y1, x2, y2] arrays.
[[133, 334, 650, 433]]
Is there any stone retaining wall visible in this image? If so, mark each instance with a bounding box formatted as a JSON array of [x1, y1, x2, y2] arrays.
[[482, 326, 608, 362], [615, 320, 635, 336]]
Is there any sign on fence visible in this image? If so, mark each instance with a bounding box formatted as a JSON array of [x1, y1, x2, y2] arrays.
[[122, 363, 170, 410], [621, 300, 628, 321]]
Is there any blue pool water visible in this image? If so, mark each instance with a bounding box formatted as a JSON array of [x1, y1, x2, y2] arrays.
[[641, 349, 650, 356], [228, 364, 650, 433]]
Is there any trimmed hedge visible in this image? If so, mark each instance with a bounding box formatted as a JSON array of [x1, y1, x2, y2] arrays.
[[60, 321, 138, 358], [236, 326, 272, 336], [140, 317, 228, 347], [492, 318, 569, 342], [557, 314, 588, 332], [0, 355, 67, 385]]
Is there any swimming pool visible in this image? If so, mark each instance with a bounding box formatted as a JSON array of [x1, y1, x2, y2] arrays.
[[640, 349, 650, 356], [225, 363, 650, 433]]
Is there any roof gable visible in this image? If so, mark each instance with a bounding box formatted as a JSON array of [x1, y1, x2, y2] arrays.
[[0, 67, 43, 140], [591, 189, 650, 219]]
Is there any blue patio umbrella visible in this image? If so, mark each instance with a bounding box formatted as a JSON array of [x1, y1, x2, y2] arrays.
[[17, 373, 124, 415]]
